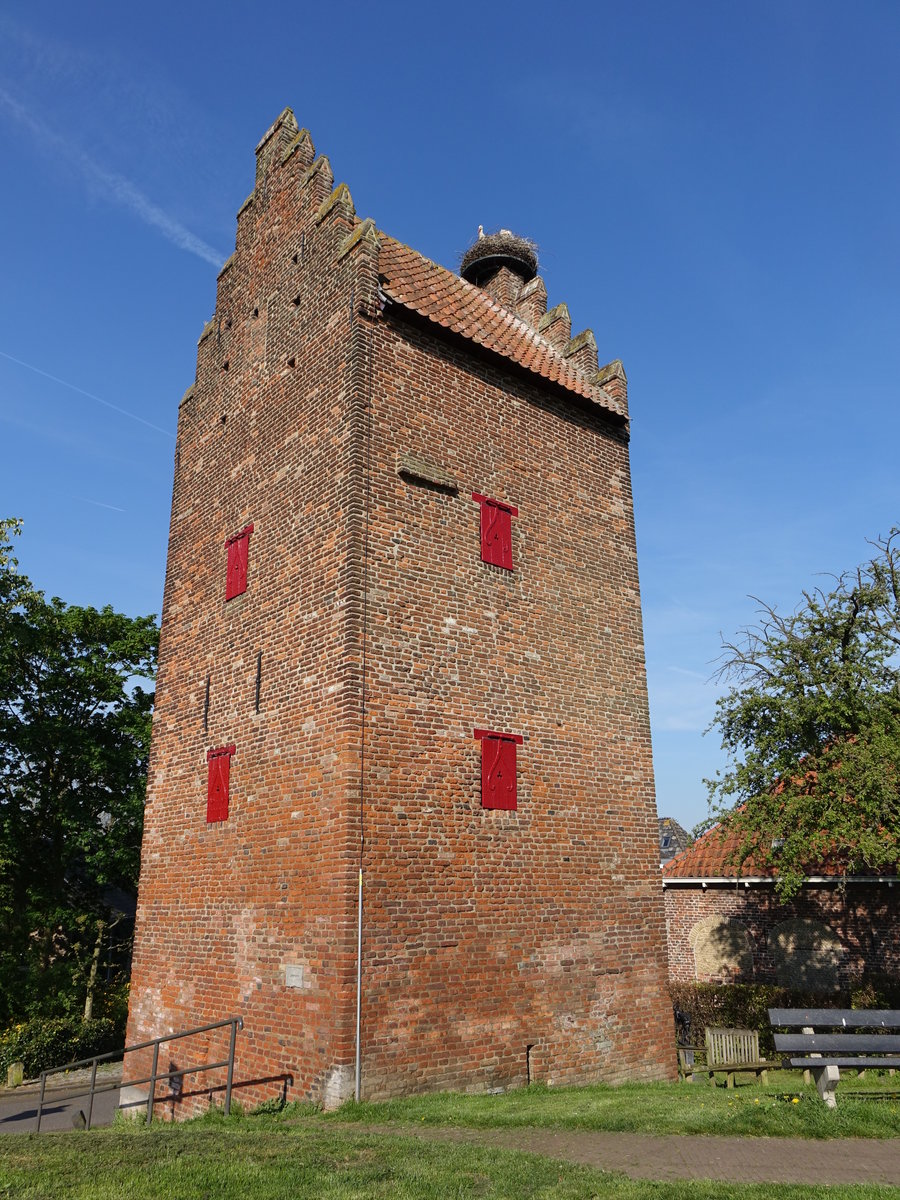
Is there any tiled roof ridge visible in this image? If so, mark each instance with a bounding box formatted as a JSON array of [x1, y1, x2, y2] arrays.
[[662, 816, 897, 881], [376, 232, 626, 422]]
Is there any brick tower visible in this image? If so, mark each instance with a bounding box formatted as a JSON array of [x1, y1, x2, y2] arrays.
[[126, 108, 675, 1109]]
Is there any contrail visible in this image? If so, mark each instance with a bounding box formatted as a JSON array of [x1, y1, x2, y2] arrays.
[[0, 85, 225, 268], [78, 498, 127, 513], [0, 349, 175, 438]]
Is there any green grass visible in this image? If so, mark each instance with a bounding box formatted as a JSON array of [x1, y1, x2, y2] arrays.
[[2, 1076, 898, 1198], [326, 1074, 900, 1139], [0, 1118, 895, 1200]]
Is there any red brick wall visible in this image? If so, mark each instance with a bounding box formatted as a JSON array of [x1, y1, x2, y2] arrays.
[[127, 109, 674, 1114], [357, 311, 672, 1095], [127, 115, 365, 1109], [664, 883, 900, 986]]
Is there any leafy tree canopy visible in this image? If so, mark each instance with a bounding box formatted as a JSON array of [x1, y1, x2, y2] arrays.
[[0, 518, 158, 1025], [705, 528, 900, 898]]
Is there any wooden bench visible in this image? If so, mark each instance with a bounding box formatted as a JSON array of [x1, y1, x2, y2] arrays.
[[769, 1007, 900, 1108], [702, 1027, 777, 1087]]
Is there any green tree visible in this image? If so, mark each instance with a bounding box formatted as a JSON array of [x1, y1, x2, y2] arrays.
[[0, 519, 158, 1025], [705, 528, 900, 897]]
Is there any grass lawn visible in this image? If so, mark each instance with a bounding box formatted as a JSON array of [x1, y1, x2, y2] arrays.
[[328, 1072, 900, 1140], [0, 1117, 897, 1200], [2, 1075, 898, 1199]]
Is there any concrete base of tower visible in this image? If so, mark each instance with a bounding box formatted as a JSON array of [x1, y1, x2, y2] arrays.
[[322, 1064, 356, 1110]]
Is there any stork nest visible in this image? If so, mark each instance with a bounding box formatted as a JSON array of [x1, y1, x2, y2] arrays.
[[460, 231, 539, 281]]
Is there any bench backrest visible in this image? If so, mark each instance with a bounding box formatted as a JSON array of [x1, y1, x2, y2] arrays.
[[768, 1008, 900, 1029], [705, 1027, 760, 1066], [768, 1008, 900, 1060]]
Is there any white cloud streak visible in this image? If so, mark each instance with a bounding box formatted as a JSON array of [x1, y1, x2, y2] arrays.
[[78, 498, 127, 513], [0, 349, 175, 438], [666, 665, 708, 680], [0, 85, 225, 267]]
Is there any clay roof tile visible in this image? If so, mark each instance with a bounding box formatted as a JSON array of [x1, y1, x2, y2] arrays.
[[662, 824, 765, 879], [377, 235, 626, 422], [662, 820, 895, 881]]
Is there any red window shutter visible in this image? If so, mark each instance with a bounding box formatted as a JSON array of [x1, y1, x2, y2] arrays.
[[474, 728, 523, 810], [472, 494, 517, 570], [206, 744, 236, 823], [225, 524, 254, 601]]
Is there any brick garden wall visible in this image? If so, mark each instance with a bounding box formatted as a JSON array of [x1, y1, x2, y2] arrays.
[[664, 883, 900, 987]]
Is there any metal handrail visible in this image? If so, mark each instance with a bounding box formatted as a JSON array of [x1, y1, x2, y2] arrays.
[[36, 1015, 242, 1132]]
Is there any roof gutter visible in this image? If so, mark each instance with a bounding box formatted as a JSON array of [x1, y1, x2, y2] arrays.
[[662, 875, 898, 888]]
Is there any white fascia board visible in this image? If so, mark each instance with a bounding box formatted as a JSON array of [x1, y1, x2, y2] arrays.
[[662, 876, 898, 888]]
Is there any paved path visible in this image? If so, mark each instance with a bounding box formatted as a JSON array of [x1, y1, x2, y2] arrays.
[[342, 1123, 900, 1185], [0, 1066, 123, 1134]]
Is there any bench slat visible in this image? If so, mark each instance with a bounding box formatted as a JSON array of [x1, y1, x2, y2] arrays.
[[775, 1033, 900, 1053], [790, 1057, 900, 1068], [768, 1008, 899, 1028]]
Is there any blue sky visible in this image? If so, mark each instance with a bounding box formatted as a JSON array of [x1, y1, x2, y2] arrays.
[[1, 1, 898, 832]]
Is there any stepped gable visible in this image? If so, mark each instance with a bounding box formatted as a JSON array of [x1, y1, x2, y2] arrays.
[[377, 234, 628, 422]]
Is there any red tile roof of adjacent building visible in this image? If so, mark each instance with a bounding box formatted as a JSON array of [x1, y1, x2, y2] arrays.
[[662, 822, 773, 879], [377, 235, 626, 421], [663, 820, 897, 881]]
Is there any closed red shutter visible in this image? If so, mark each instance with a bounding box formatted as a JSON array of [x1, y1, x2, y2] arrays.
[[225, 524, 254, 600], [472, 495, 517, 570], [206, 744, 236, 822], [491, 739, 518, 810], [474, 728, 523, 810]]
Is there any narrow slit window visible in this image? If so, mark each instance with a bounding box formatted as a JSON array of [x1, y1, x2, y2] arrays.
[[474, 728, 523, 810], [225, 523, 254, 601], [472, 493, 518, 570], [206, 744, 236, 823]]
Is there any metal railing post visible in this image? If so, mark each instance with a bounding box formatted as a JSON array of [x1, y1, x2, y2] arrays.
[[224, 1018, 239, 1115], [85, 1058, 98, 1130], [36, 1072, 47, 1133], [147, 1041, 160, 1125]]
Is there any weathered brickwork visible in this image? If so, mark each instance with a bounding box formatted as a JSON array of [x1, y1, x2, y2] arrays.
[[664, 883, 900, 987], [126, 108, 674, 1113]]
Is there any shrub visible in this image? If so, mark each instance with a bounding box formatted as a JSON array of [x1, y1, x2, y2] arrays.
[[91, 979, 131, 1030], [669, 977, 900, 1055], [848, 975, 900, 1010], [0, 1016, 122, 1079]]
